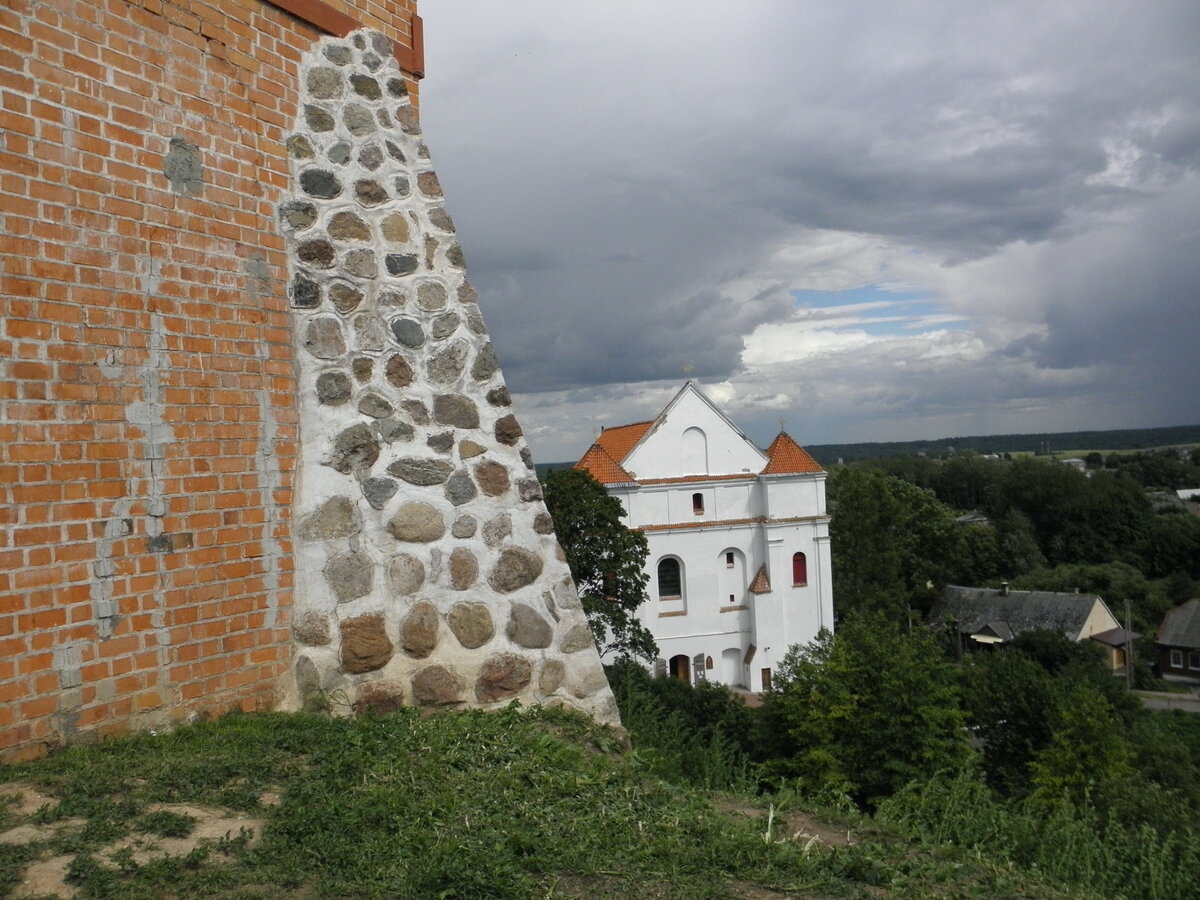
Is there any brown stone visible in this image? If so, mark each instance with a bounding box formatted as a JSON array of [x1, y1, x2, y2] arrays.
[[505, 602, 553, 649], [429, 207, 455, 232], [293, 610, 331, 646], [533, 512, 555, 534], [354, 178, 388, 206], [297, 239, 335, 267], [473, 460, 510, 497], [416, 171, 442, 198], [388, 553, 425, 595], [381, 212, 410, 243], [298, 495, 361, 541], [417, 282, 447, 310], [411, 665, 464, 706], [495, 414, 523, 446], [329, 283, 363, 314], [475, 654, 532, 703], [328, 211, 371, 241], [352, 681, 405, 715], [539, 659, 565, 695], [339, 614, 393, 674], [459, 440, 486, 459], [384, 354, 414, 388], [447, 602, 494, 649], [448, 547, 478, 590], [559, 622, 595, 654], [401, 399, 430, 423], [433, 393, 479, 428], [400, 601, 439, 659], [386, 456, 453, 485], [387, 502, 445, 542]]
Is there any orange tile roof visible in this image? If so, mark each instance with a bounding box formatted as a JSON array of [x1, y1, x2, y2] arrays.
[[594, 420, 654, 464], [761, 432, 825, 475], [574, 444, 636, 485], [749, 565, 772, 594]]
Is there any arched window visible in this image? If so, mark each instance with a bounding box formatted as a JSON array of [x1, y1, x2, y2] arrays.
[[692, 492, 704, 515], [791, 552, 808, 586], [657, 557, 682, 598]]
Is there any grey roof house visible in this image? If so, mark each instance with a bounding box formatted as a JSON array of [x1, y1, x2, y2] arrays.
[[1157, 599, 1200, 682]]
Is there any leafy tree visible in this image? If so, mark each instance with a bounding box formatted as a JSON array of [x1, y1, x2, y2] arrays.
[[541, 468, 657, 663], [1030, 683, 1134, 807], [760, 615, 972, 806]]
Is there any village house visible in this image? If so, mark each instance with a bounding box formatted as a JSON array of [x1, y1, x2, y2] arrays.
[[1157, 599, 1200, 683], [574, 382, 833, 692]]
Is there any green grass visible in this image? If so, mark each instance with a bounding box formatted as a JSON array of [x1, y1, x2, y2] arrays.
[[0, 706, 1092, 900]]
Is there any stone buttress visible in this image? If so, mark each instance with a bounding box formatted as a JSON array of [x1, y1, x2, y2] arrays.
[[279, 30, 618, 724]]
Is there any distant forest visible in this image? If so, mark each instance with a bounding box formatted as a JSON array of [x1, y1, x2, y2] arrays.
[[803, 423, 1200, 466]]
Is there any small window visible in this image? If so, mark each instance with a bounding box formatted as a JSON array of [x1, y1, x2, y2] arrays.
[[728, 594, 735, 604], [1170, 649, 1184, 668], [760, 668, 772, 691], [705, 655, 714, 670], [725, 551, 735, 568], [1190, 652, 1200, 671], [692, 492, 704, 515], [657, 557, 682, 598], [791, 552, 808, 586]]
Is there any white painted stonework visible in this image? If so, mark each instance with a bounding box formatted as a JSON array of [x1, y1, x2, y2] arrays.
[[576, 382, 833, 692]]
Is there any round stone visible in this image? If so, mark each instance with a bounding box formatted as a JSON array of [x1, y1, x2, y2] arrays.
[[329, 283, 363, 314], [358, 393, 393, 418], [393, 175, 411, 198], [444, 471, 477, 506], [316, 370, 352, 405], [325, 423, 380, 474], [417, 172, 442, 198], [350, 73, 382, 99], [353, 681, 405, 715], [327, 141, 351, 164], [411, 665, 464, 706], [355, 179, 388, 207], [427, 341, 468, 384], [344, 104, 376, 135], [352, 315, 386, 352], [374, 419, 414, 444], [495, 414, 523, 446], [343, 249, 377, 279], [381, 212, 410, 244], [324, 44, 351, 65], [386, 76, 407, 98], [395, 105, 419, 134], [533, 513, 555, 534], [291, 275, 321, 309], [286, 134, 314, 159], [559, 622, 595, 654], [390, 318, 424, 349], [475, 654, 532, 703], [400, 601, 439, 659], [324, 550, 373, 603], [466, 310, 488, 336], [449, 548, 478, 590], [505, 602, 552, 648], [458, 281, 479, 305], [429, 207, 455, 233], [489, 547, 543, 593], [518, 479, 542, 502], [431, 313, 461, 341], [339, 614, 393, 674], [539, 660, 565, 695], [386, 457, 453, 486], [433, 394, 479, 428], [385, 253, 418, 276], [474, 461, 510, 497], [482, 513, 511, 547], [416, 282, 447, 310], [282, 201, 317, 230], [384, 354, 414, 387], [359, 143, 384, 171], [352, 357, 373, 382], [328, 211, 371, 241], [401, 399, 430, 424], [387, 502, 445, 543], [297, 495, 361, 542], [304, 104, 335, 132], [297, 239, 335, 268], [388, 553, 425, 595], [303, 317, 346, 359], [471, 344, 500, 382], [450, 515, 477, 538], [300, 169, 342, 199], [293, 610, 330, 646], [361, 476, 398, 510], [448, 602, 493, 649], [307, 66, 343, 98], [486, 386, 512, 408], [427, 432, 454, 453], [447, 244, 465, 268]]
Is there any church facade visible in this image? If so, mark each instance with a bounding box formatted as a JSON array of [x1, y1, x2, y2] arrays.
[[575, 383, 833, 692]]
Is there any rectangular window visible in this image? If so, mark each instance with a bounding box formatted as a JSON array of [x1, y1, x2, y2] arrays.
[[725, 551, 734, 568], [1190, 652, 1200, 670], [1170, 649, 1183, 668], [760, 668, 772, 691], [692, 492, 704, 515]]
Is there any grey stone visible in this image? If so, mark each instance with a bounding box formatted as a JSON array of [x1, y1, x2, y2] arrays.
[[418, 142, 431, 160], [495, 414, 523, 446], [427, 341, 468, 384], [387, 501, 445, 543], [459, 440, 486, 459], [376, 108, 392, 128], [517, 478, 542, 502], [316, 370, 352, 405], [386, 76, 407, 98], [329, 283, 363, 314], [449, 547, 478, 590], [458, 281, 479, 305], [324, 550, 373, 603], [417, 282, 447, 310], [327, 140, 351, 164], [539, 660, 565, 695], [340, 614, 393, 674], [450, 515, 477, 538], [352, 33, 366, 49], [486, 386, 511, 408], [358, 392, 393, 418], [553, 577, 582, 610], [411, 665, 464, 706], [393, 175, 411, 197], [163, 136, 203, 196], [293, 610, 331, 646], [295, 655, 321, 703], [429, 207, 455, 232], [297, 239, 335, 268], [446, 243, 465, 268], [427, 432, 454, 453], [324, 44, 352, 65], [433, 394, 479, 428], [388, 553, 425, 595], [300, 169, 341, 199], [378, 288, 406, 308], [352, 315, 386, 352], [384, 353, 414, 387], [282, 201, 317, 230], [385, 140, 406, 163], [325, 423, 380, 474], [466, 310, 488, 337], [373, 419, 414, 444], [400, 601, 439, 659], [386, 457, 453, 486], [343, 249, 376, 279], [482, 512, 512, 547], [444, 471, 477, 506], [533, 512, 555, 535], [358, 143, 384, 171], [385, 253, 418, 276], [448, 602, 493, 649], [521, 447, 535, 470], [559, 623, 595, 654], [505, 602, 553, 648], [291, 275, 321, 309], [344, 104, 376, 135], [424, 236, 438, 269], [303, 318, 346, 359], [350, 73, 381, 100], [475, 654, 532, 703], [401, 399, 430, 424], [417, 172, 443, 198], [328, 211, 371, 241], [286, 134, 314, 159], [471, 344, 500, 382], [568, 658, 609, 699], [431, 313, 460, 340], [298, 495, 361, 542], [390, 318, 424, 349], [361, 477, 397, 510], [541, 591, 560, 623], [395, 105, 420, 134], [304, 104, 336, 132], [362, 52, 382, 72], [474, 461, 510, 497], [381, 212, 410, 243], [307, 66, 343, 98], [352, 357, 373, 382], [370, 31, 391, 56], [355, 179, 388, 207]]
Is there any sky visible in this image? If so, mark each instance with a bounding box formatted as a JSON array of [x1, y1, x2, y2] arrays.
[[416, 2, 1200, 463]]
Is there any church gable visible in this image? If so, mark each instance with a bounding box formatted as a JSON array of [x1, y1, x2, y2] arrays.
[[621, 383, 767, 480]]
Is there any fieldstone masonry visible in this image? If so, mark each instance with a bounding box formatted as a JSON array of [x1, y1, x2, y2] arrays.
[[280, 30, 619, 725]]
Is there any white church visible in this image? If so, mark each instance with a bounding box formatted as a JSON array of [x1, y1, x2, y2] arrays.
[[574, 382, 833, 692]]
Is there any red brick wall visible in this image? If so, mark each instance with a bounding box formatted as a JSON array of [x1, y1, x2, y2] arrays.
[[0, 0, 420, 759]]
